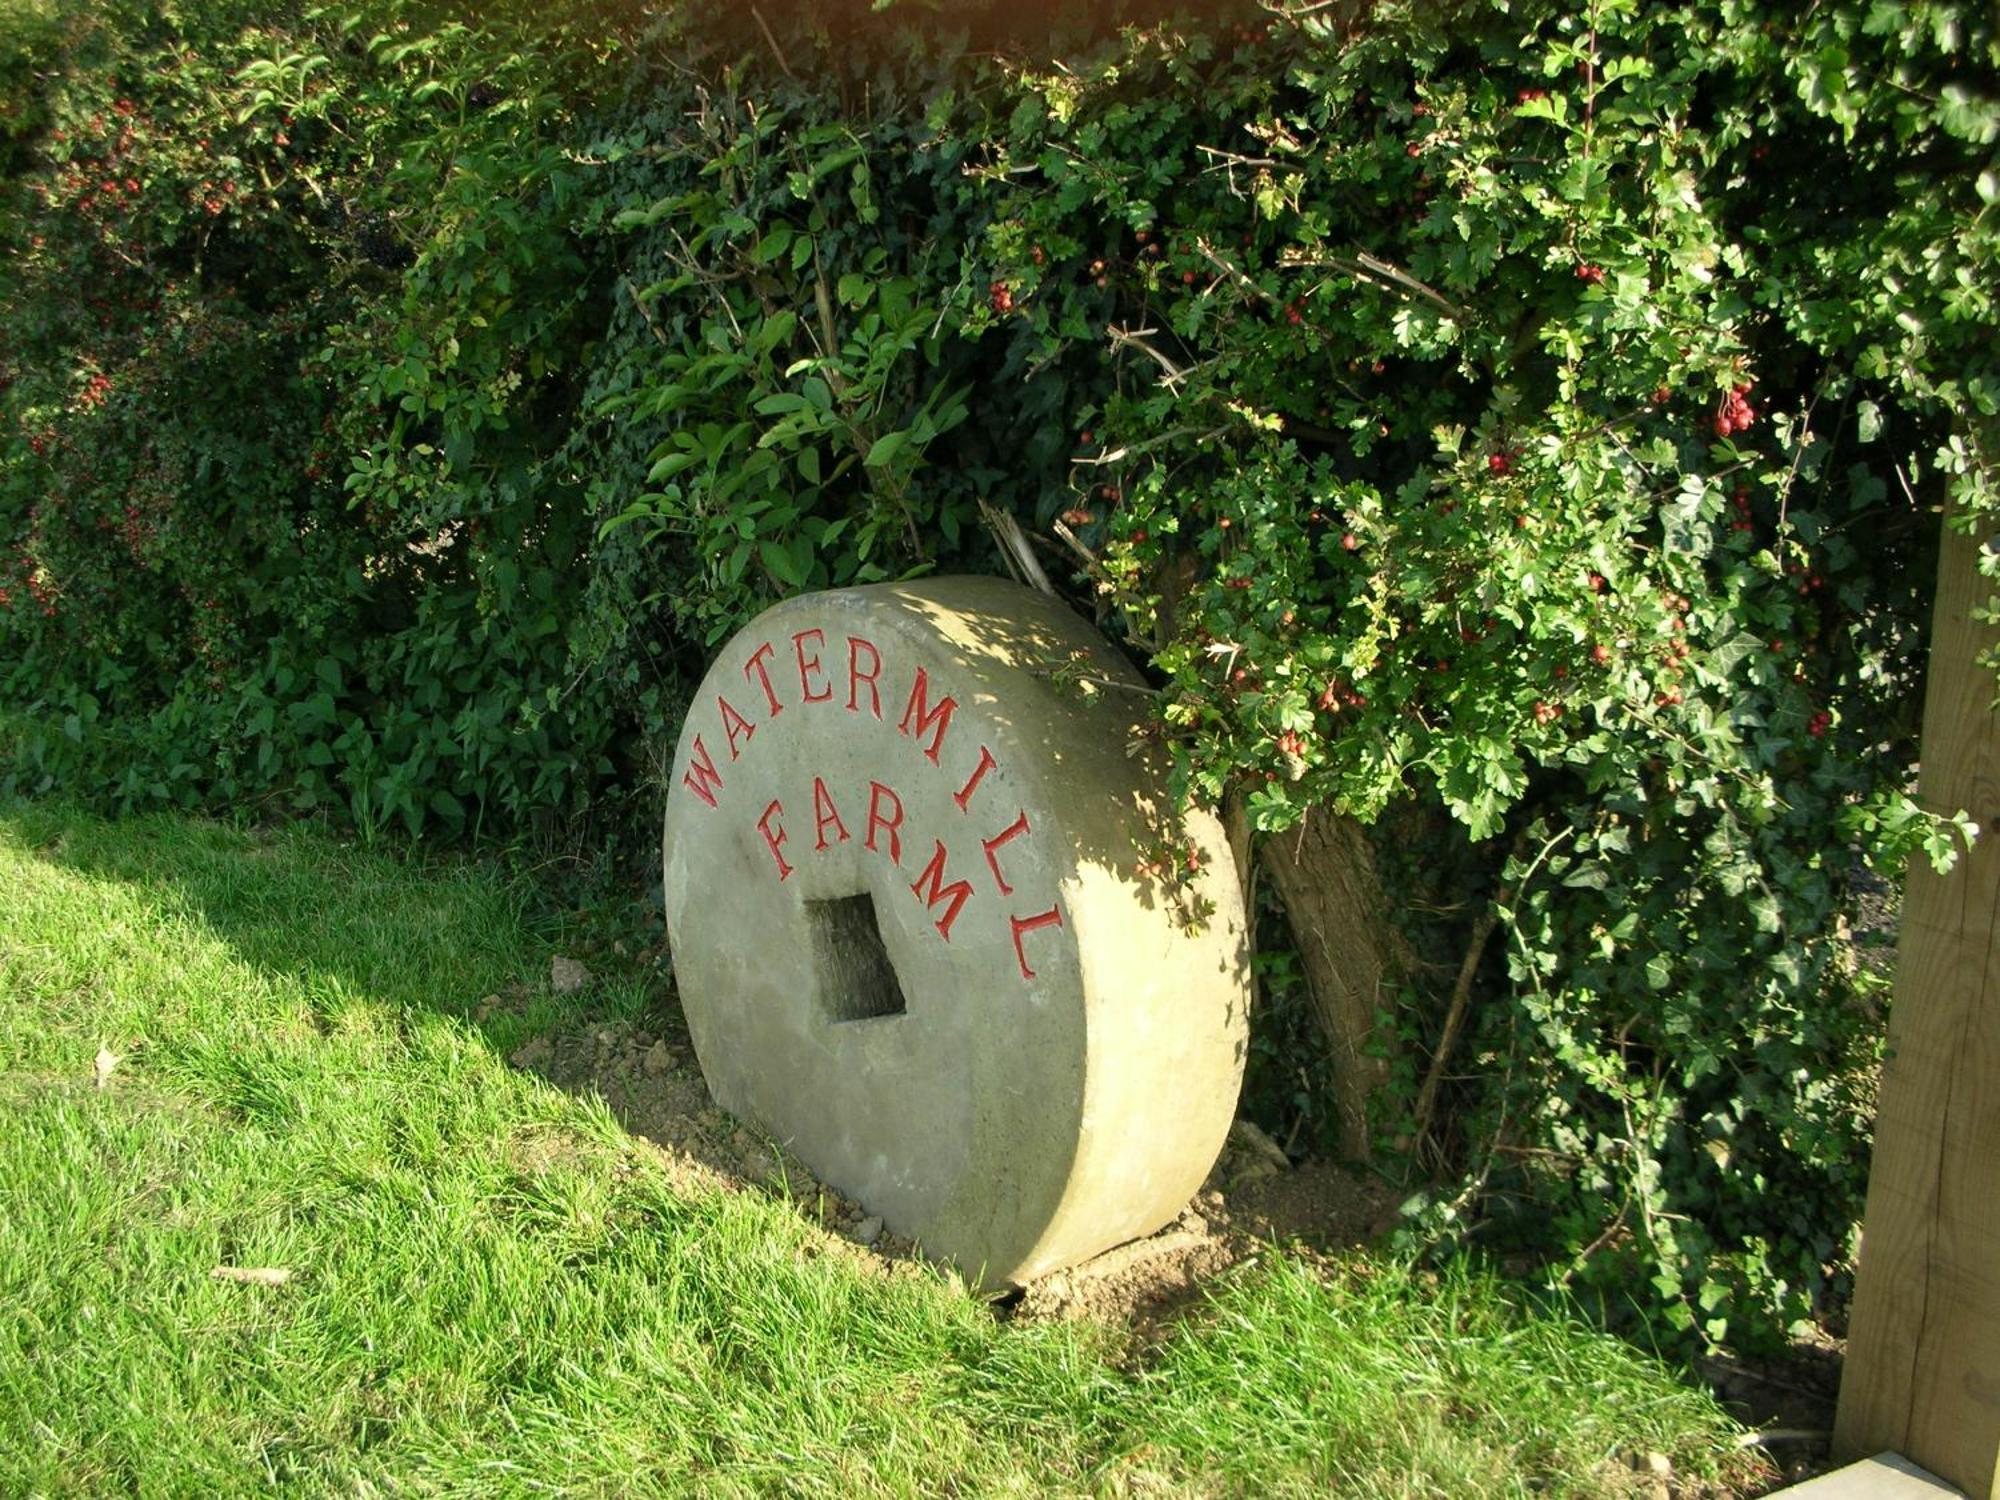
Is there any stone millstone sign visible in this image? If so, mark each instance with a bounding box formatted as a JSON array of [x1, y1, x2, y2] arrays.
[[662, 576, 1249, 1288]]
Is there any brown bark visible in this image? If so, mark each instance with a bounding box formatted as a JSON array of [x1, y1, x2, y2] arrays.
[[1261, 805, 1410, 1163]]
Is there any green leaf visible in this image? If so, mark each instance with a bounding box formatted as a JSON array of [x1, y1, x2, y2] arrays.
[[863, 430, 909, 469], [1938, 83, 2000, 144], [759, 539, 806, 588]]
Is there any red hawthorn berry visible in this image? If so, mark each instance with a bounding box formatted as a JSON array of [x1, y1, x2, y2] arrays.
[[1514, 513, 1529, 529], [1183, 270, 1197, 285], [1095, 275, 1108, 289], [1131, 528, 1148, 543], [1134, 229, 1149, 244], [1574, 263, 1605, 284], [1090, 259, 1105, 275], [1232, 668, 1250, 684], [1030, 245, 1045, 265], [1553, 664, 1568, 679], [1286, 305, 1303, 326], [1657, 689, 1683, 706], [1591, 644, 1611, 665], [1517, 88, 1549, 102], [1406, 141, 1422, 157], [1588, 572, 1607, 593], [1218, 516, 1232, 529], [1371, 361, 1386, 375], [1652, 385, 1672, 405], [1488, 451, 1513, 476], [1341, 532, 1359, 551], [1281, 609, 1296, 625], [1080, 429, 1094, 445]]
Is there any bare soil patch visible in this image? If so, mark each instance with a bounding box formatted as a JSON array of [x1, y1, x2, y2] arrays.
[[505, 1002, 1401, 1328]]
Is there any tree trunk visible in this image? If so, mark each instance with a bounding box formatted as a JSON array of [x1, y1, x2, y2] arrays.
[[1261, 805, 1408, 1163]]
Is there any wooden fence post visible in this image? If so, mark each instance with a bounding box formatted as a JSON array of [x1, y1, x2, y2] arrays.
[[1835, 506, 2000, 1497]]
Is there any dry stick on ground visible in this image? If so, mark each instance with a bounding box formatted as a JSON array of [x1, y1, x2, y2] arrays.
[[1409, 908, 1500, 1169]]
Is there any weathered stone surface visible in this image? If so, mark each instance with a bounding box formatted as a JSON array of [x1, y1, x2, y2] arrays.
[[661, 577, 1250, 1288]]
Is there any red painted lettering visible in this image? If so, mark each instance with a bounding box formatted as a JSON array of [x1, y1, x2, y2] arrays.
[[1010, 905, 1065, 981], [681, 734, 724, 809], [718, 694, 757, 761], [812, 776, 850, 851], [898, 666, 957, 764], [864, 780, 905, 865], [793, 628, 832, 704], [953, 744, 998, 812], [981, 810, 1031, 896], [744, 641, 783, 717], [847, 635, 883, 718], [757, 799, 793, 881], [909, 841, 975, 941]]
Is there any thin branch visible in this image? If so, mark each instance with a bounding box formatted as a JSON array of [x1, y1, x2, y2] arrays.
[[1410, 910, 1500, 1163], [1106, 323, 1189, 387], [1345, 250, 1470, 321], [619, 276, 672, 348], [749, 7, 798, 83], [1050, 516, 1104, 576], [980, 499, 1055, 597]]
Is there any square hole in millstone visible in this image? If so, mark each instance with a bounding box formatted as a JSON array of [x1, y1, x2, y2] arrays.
[[807, 892, 909, 1023]]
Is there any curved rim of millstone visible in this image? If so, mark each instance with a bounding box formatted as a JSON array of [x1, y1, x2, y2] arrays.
[[661, 577, 1250, 1287]]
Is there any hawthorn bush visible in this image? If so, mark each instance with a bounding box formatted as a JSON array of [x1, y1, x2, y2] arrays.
[[3, 0, 1995, 1350]]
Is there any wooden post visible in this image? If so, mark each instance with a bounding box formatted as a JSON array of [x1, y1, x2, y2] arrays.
[[1836, 506, 2000, 1497]]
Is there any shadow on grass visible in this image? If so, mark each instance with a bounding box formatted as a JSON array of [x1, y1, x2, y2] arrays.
[[2, 799, 814, 1206]]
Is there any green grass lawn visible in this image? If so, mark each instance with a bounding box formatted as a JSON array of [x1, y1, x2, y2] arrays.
[[0, 802, 1763, 1497]]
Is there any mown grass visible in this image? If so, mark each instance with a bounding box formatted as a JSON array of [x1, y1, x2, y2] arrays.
[[0, 802, 1763, 1497]]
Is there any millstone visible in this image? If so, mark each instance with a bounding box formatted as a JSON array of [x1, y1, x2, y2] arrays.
[[661, 577, 1249, 1287]]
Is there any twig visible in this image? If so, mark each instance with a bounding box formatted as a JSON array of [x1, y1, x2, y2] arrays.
[[749, 7, 798, 83], [1409, 909, 1499, 1163], [1073, 422, 1231, 466], [619, 276, 671, 348], [1301, 251, 1469, 321], [1050, 517, 1103, 575], [1561, 1199, 1631, 1276], [1196, 241, 1276, 303], [1105, 323, 1188, 387], [980, 499, 1055, 597]]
